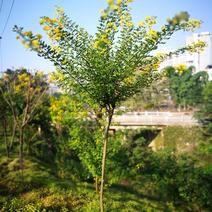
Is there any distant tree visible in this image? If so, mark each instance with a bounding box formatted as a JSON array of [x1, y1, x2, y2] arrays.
[[197, 81, 212, 136], [25, 93, 53, 159], [165, 66, 208, 110], [0, 69, 48, 169], [123, 78, 170, 110], [14, 0, 205, 210], [0, 81, 13, 157]]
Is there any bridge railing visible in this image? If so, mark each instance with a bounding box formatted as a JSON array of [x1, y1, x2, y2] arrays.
[[112, 111, 198, 127]]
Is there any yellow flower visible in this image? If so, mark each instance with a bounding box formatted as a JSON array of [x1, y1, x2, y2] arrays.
[[54, 28, 60, 33], [152, 63, 159, 70], [149, 30, 157, 37], [110, 4, 118, 10], [56, 7, 64, 13], [186, 19, 201, 31], [23, 31, 32, 36], [138, 21, 144, 27], [107, 22, 113, 28], [52, 46, 62, 53], [14, 85, 21, 92], [43, 26, 51, 31], [51, 18, 57, 24], [107, 0, 114, 5], [175, 64, 187, 75], [36, 71, 44, 77], [146, 16, 152, 20], [117, 0, 122, 5], [36, 34, 42, 39], [100, 10, 107, 19], [124, 76, 134, 85], [32, 39, 40, 48], [25, 43, 30, 49], [58, 21, 63, 28], [55, 34, 62, 40], [126, 22, 133, 27], [188, 40, 206, 53], [113, 25, 118, 30], [93, 41, 99, 49], [161, 25, 165, 31], [40, 19, 45, 25], [18, 73, 29, 82], [48, 73, 57, 83], [145, 16, 157, 27]]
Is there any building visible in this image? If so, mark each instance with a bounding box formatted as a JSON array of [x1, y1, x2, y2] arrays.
[[160, 32, 212, 80]]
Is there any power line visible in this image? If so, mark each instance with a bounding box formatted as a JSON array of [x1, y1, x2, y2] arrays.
[[0, 0, 15, 38], [0, 0, 3, 15]]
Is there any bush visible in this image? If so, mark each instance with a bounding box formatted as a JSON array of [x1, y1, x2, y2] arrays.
[[139, 152, 212, 211]]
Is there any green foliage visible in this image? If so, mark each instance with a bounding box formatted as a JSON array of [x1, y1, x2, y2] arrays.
[[0, 157, 56, 194], [0, 68, 50, 166], [152, 126, 203, 153], [2, 198, 44, 212], [13, 3, 206, 211], [139, 152, 212, 210], [1, 186, 87, 211], [6, 1, 211, 211], [82, 195, 163, 212], [69, 120, 103, 179], [197, 81, 212, 136], [123, 78, 170, 110], [0, 69, 48, 116], [49, 94, 87, 128], [14, 0, 205, 113], [164, 66, 208, 109], [106, 129, 158, 183], [0, 128, 212, 211]]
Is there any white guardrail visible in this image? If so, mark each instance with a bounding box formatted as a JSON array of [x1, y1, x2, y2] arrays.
[[112, 111, 198, 127]]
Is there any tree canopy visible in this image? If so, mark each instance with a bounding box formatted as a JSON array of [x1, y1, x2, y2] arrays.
[[14, 1, 205, 112], [165, 65, 208, 109]]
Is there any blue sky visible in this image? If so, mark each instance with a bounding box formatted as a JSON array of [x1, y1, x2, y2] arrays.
[[0, 0, 212, 73]]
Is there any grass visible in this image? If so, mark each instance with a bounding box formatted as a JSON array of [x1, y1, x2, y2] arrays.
[[0, 155, 175, 211], [151, 126, 203, 153], [0, 126, 211, 211]]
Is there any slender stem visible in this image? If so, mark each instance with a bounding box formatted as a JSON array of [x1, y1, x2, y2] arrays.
[[95, 176, 99, 194], [100, 107, 114, 212], [9, 120, 16, 152], [19, 127, 24, 170], [2, 117, 9, 157]]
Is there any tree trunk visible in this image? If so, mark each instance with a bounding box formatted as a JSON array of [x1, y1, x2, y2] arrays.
[[9, 121, 16, 153], [2, 118, 9, 157], [19, 127, 24, 170], [100, 108, 114, 212], [95, 176, 99, 193]]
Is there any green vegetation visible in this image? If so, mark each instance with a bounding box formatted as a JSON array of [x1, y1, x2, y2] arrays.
[[0, 0, 211, 211], [124, 65, 209, 111], [197, 81, 212, 136], [151, 126, 203, 152], [14, 1, 206, 209], [1, 126, 212, 211], [165, 66, 208, 110]]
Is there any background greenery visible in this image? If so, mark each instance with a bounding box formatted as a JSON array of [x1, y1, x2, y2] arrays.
[[0, 67, 212, 211]]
